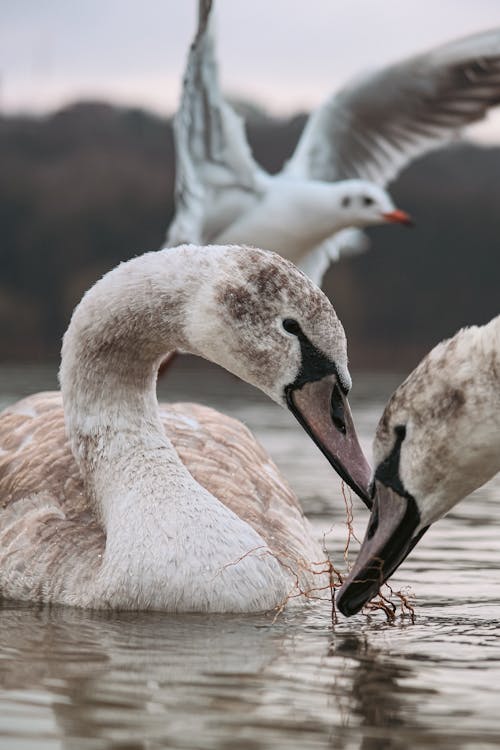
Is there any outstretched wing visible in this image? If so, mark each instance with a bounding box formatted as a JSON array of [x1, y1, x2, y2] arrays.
[[166, 0, 266, 246], [298, 228, 370, 286], [285, 28, 500, 186]]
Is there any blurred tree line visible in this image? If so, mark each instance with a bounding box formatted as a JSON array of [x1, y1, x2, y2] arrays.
[[0, 101, 499, 369]]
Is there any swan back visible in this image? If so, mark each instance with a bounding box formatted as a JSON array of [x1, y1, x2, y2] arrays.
[[0, 394, 326, 608]]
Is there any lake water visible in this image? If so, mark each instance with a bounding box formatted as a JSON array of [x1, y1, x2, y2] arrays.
[[0, 361, 499, 750]]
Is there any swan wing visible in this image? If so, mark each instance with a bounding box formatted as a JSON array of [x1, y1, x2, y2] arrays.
[[166, 0, 266, 246], [160, 402, 325, 579], [0, 394, 324, 601], [0, 393, 104, 601], [285, 28, 500, 186]]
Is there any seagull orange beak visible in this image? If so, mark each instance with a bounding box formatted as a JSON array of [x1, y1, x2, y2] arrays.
[[382, 209, 413, 226]]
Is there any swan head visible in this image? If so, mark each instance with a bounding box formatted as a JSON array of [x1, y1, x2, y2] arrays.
[[336, 180, 412, 229], [336, 317, 500, 616], [184, 244, 372, 503]]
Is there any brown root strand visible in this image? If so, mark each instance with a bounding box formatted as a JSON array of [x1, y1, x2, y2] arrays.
[[212, 495, 417, 625], [341, 481, 361, 565]]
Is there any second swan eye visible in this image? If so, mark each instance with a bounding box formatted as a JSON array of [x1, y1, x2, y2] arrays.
[[394, 424, 407, 441], [282, 318, 301, 336]]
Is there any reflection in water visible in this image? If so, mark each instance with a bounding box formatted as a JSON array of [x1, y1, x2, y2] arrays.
[[0, 605, 288, 748], [331, 631, 425, 750], [0, 604, 427, 750], [0, 365, 500, 750]]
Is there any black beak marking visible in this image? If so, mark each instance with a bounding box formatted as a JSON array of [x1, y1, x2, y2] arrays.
[[335, 424, 430, 616], [283, 325, 372, 506]]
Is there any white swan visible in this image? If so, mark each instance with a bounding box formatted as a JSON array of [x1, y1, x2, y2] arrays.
[[336, 314, 500, 616], [0, 244, 371, 611], [167, 1, 500, 285]]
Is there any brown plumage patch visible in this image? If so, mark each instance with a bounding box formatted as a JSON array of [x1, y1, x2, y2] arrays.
[[413, 385, 466, 427], [222, 284, 254, 323], [247, 263, 292, 299], [0, 392, 323, 604], [216, 250, 316, 329]]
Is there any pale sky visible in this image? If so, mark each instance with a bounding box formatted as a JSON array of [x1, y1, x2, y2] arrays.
[[2, 0, 500, 140]]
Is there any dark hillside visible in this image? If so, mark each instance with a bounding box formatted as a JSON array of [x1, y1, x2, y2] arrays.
[[0, 101, 499, 367]]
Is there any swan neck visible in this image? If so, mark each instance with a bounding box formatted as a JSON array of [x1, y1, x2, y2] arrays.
[[59, 248, 209, 465]]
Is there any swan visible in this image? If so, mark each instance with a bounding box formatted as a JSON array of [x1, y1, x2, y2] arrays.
[[0, 244, 372, 611], [167, 0, 500, 285], [336, 314, 500, 616]]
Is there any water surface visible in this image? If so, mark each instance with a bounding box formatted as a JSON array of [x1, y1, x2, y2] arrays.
[[0, 362, 499, 750]]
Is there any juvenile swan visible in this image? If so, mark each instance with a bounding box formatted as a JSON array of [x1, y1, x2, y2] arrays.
[[337, 314, 500, 616], [0, 244, 371, 611]]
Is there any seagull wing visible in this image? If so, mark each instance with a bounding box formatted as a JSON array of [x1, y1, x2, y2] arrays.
[[285, 28, 500, 186], [299, 229, 370, 286], [166, 0, 266, 246]]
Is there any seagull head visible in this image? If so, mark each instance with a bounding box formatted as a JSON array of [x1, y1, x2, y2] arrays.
[[336, 180, 412, 229]]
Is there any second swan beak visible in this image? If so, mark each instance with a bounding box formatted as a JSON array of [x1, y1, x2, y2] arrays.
[[336, 479, 428, 616]]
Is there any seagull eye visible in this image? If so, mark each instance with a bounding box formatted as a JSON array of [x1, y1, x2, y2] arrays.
[[341, 196, 351, 208], [282, 318, 301, 335], [363, 196, 374, 206]]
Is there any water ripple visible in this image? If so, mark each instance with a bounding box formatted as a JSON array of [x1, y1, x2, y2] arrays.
[[0, 367, 499, 750]]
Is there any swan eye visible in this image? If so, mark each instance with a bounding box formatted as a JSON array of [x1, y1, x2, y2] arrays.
[[363, 196, 374, 206], [282, 318, 301, 336], [341, 196, 351, 208]]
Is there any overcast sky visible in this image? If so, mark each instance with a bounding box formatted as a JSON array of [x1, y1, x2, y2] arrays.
[[2, 0, 500, 140]]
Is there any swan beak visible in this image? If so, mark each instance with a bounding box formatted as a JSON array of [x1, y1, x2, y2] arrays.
[[335, 480, 427, 617], [382, 209, 413, 226], [286, 374, 372, 506]]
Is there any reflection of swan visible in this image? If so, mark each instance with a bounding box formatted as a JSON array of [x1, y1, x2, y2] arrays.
[[2, 604, 412, 748], [331, 632, 412, 750], [0, 244, 371, 611], [0, 604, 300, 747], [337, 314, 500, 616], [167, 1, 500, 285]]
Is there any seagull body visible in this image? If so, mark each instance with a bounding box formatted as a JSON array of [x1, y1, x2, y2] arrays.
[[167, 1, 500, 284], [213, 178, 394, 266]]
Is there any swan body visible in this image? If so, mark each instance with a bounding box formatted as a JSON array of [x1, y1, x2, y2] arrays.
[[0, 244, 370, 611], [167, 1, 500, 284], [337, 314, 500, 615]]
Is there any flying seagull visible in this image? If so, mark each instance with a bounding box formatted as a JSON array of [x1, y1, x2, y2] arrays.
[[166, 0, 500, 285]]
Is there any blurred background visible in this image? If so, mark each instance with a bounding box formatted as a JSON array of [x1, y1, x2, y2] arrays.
[[1, 0, 500, 370]]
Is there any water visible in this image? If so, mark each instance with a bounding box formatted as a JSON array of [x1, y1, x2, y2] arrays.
[[0, 361, 499, 750]]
